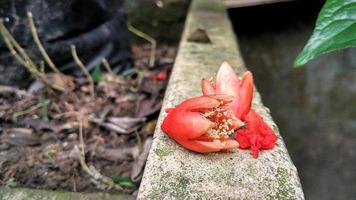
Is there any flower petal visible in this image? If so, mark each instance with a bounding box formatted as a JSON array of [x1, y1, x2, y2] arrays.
[[235, 130, 250, 149], [215, 61, 241, 98], [231, 116, 245, 130], [235, 71, 254, 120], [178, 140, 220, 153], [162, 110, 213, 140], [182, 139, 238, 153], [249, 134, 262, 158], [179, 95, 232, 112], [201, 78, 215, 95], [235, 110, 278, 158], [261, 134, 278, 149]]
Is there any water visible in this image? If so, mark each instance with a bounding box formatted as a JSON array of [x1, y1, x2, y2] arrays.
[[229, 2, 356, 199]]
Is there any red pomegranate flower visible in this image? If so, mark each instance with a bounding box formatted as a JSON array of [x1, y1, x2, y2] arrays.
[[201, 62, 253, 121], [161, 61, 277, 157], [236, 110, 278, 158], [161, 95, 240, 153], [201, 62, 277, 158]]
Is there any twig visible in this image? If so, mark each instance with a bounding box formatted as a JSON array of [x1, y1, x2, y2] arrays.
[[77, 113, 85, 157], [101, 58, 125, 84], [70, 45, 95, 97], [12, 100, 50, 121], [0, 20, 64, 92], [0, 21, 36, 67], [127, 23, 156, 67], [74, 115, 128, 192], [39, 61, 45, 73], [0, 23, 27, 67], [88, 115, 134, 134], [39, 96, 50, 121], [0, 21, 41, 77], [27, 12, 62, 74], [0, 85, 28, 98], [72, 174, 77, 192], [101, 58, 115, 76], [52, 111, 80, 119], [134, 131, 143, 152]]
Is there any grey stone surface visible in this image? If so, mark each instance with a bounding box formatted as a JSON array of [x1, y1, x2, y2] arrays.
[[137, 0, 304, 199], [0, 188, 133, 200]]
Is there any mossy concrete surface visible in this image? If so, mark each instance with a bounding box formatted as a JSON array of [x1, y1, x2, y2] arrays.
[[0, 188, 134, 200], [137, 0, 304, 199]]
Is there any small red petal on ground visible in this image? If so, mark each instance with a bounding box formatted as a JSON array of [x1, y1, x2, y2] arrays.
[[155, 71, 167, 81]]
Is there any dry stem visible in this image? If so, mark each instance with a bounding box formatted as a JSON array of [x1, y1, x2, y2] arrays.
[[101, 58, 115, 76], [127, 23, 156, 67], [100, 58, 125, 84], [12, 99, 50, 121], [74, 114, 128, 192], [0, 20, 64, 92], [70, 45, 95, 97], [27, 12, 62, 75]]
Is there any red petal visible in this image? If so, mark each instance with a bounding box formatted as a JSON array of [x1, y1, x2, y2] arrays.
[[224, 139, 240, 149], [249, 134, 262, 158], [201, 78, 215, 95], [179, 139, 238, 153], [162, 95, 235, 144], [195, 134, 214, 141], [179, 95, 232, 112], [155, 71, 167, 81], [235, 130, 251, 149], [261, 134, 278, 149], [235, 110, 278, 158], [165, 108, 174, 113], [235, 71, 254, 120], [200, 63, 254, 122], [252, 147, 260, 158], [162, 110, 213, 140], [231, 117, 245, 130], [215, 62, 241, 98]]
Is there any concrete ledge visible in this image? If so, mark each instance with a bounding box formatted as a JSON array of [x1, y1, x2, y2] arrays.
[[0, 188, 133, 200], [137, 0, 304, 199]]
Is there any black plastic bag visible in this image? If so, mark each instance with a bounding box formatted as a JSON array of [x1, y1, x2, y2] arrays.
[[0, 0, 132, 86]]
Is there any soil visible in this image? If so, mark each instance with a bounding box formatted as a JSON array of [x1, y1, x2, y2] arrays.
[[0, 44, 177, 195]]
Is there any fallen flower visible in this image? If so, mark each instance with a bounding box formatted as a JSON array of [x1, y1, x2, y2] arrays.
[[202, 62, 277, 158], [155, 71, 167, 81], [202, 62, 253, 121], [236, 110, 278, 158], [161, 61, 277, 157], [161, 95, 240, 153]]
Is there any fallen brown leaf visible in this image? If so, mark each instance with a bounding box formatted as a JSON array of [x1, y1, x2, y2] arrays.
[[3, 128, 40, 146], [131, 137, 152, 183]]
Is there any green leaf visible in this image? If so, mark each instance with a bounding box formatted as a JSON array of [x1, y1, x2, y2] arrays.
[[39, 96, 50, 121], [111, 176, 135, 188], [5, 177, 16, 187], [294, 0, 356, 67], [91, 65, 103, 82]]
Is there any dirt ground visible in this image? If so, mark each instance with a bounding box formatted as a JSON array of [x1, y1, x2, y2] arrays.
[[0, 44, 176, 194]]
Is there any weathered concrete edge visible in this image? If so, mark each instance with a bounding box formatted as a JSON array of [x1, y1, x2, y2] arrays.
[[138, 0, 304, 199], [0, 188, 133, 200]]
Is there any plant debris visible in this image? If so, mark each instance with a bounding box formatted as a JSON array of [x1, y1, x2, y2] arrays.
[[187, 28, 211, 44], [0, 44, 176, 195]]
